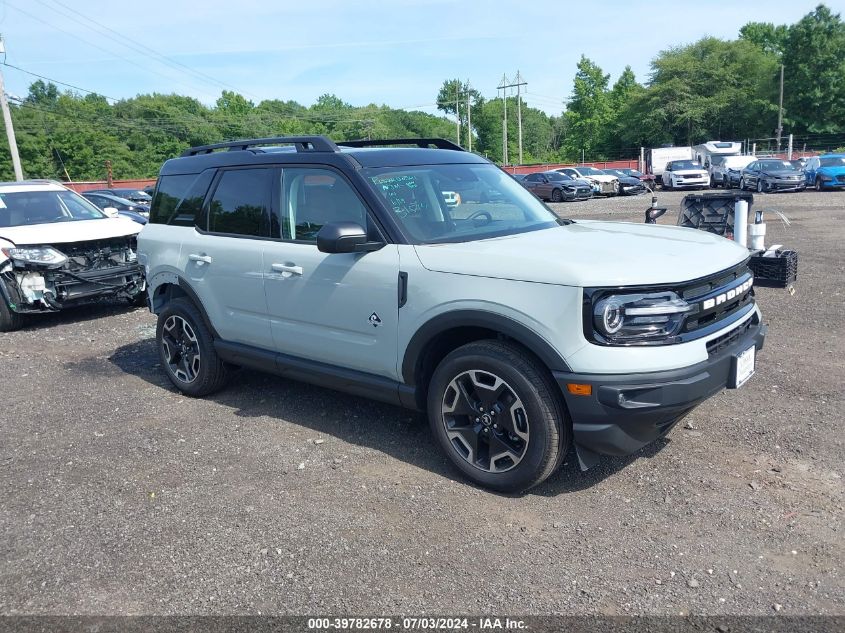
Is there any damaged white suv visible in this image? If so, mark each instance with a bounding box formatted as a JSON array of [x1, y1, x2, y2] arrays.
[[0, 180, 145, 331]]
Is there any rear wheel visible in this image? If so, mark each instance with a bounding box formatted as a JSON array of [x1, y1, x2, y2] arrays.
[[156, 298, 228, 396], [551, 188, 562, 203], [427, 340, 570, 493], [0, 300, 25, 332]]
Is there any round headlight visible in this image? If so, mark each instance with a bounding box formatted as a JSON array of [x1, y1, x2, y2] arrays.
[[600, 298, 623, 335]]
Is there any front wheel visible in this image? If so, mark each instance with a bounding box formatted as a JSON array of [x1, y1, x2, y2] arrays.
[[757, 179, 766, 193], [723, 176, 731, 189], [0, 300, 26, 332], [156, 298, 229, 397], [551, 188, 562, 203], [427, 340, 570, 493], [815, 177, 823, 191], [739, 177, 746, 190]]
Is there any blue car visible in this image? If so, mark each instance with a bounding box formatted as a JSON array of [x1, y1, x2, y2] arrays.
[[804, 154, 845, 190]]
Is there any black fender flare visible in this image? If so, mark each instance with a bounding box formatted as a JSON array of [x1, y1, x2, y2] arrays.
[[148, 273, 219, 339], [401, 310, 571, 387]]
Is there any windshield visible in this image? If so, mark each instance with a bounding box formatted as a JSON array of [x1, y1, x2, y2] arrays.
[[820, 157, 845, 167], [576, 166, 604, 176], [670, 160, 702, 170], [758, 160, 796, 171], [0, 189, 106, 227], [365, 164, 564, 244], [622, 169, 643, 177]]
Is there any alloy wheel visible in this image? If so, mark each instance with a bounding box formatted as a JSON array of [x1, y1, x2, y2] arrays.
[[441, 369, 529, 473], [161, 315, 201, 383]]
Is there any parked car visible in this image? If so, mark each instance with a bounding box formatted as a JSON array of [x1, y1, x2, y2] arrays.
[[718, 156, 757, 188], [803, 154, 845, 191], [739, 159, 805, 193], [601, 169, 648, 195], [556, 166, 618, 196], [86, 188, 153, 205], [83, 192, 150, 218], [789, 157, 807, 171], [441, 191, 461, 207], [615, 168, 656, 189], [143, 185, 156, 197], [521, 171, 592, 202], [138, 135, 766, 492], [661, 160, 709, 190], [0, 180, 145, 331]]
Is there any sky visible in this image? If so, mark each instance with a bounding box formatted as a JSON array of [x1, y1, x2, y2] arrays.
[[0, 0, 841, 117]]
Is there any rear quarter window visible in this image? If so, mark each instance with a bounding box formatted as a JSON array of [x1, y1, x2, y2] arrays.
[[150, 171, 213, 227]]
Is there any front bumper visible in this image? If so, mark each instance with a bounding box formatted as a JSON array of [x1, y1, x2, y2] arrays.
[[562, 187, 593, 201], [765, 178, 805, 192], [553, 317, 767, 469]]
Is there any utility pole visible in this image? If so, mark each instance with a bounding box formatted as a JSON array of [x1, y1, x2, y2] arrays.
[[776, 64, 784, 151], [514, 71, 527, 165], [0, 36, 24, 181], [466, 79, 472, 152], [498, 72, 527, 165], [455, 82, 460, 146], [497, 74, 509, 165], [105, 160, 113, 188]]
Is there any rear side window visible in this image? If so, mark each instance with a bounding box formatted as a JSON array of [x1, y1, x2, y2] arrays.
[[207, 168, 273, 237], [150, 171, 213, 226]]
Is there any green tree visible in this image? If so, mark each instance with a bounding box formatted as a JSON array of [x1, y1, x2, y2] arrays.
[[781, 4, 845, 133], [739, 22, 789, 56], [563, 56, 612, 160]]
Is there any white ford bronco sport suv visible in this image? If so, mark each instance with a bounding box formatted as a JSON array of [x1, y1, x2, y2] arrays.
[[139, 136, 766, 492], [0, 180, 145, 331]]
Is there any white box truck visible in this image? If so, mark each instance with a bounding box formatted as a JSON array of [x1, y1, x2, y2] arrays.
[[693, 141, 743, 186]]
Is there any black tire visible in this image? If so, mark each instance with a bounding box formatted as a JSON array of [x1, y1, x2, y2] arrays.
[[551, 188, 562, 203], [427, 339, 570, 493], [156, 297, 228, 397], [129, 289, 148, 308], [723, 176, 731, 189], [739, 177, 746, 191], [757, 179, 766, 193], [815, 177, 823, 192], [0, 299, 26, 332]]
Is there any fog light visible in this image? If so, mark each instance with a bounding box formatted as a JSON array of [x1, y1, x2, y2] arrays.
[[19, 272, 46, 302]]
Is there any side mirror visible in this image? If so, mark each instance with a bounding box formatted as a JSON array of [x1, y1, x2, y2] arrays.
[[102, 206, 120, 217], [316, 221, 383, 254]]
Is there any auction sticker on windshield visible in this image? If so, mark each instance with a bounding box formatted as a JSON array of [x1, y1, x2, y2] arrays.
[[732, 345, 756, 388]]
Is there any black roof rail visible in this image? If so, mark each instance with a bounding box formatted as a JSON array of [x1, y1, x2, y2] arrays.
[[180, 135, 339, 157], [338, 138, 465, 151]]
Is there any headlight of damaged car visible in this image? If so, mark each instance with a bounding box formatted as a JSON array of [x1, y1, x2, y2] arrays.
[[2, 246, 68, 267], [588, 290, 692, 345]]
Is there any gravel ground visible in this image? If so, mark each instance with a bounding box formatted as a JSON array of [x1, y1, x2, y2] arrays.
[[0, 189, 842, 616]]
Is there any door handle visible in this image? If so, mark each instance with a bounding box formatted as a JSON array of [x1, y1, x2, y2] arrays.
[[188, 253, 213, 265], [271, 263, 303, 276]]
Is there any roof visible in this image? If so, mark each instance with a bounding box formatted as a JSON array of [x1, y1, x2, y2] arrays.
[[0, 180, 67, 193], [160, 136, 489, 176]]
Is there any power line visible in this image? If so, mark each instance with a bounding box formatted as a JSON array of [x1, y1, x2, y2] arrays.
[[35, 0, 259, 100], [1, 61, 119, 101], [5, 1, 224, 100]]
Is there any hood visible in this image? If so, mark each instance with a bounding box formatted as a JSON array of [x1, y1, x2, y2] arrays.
[[413, 221, 749, 287], [819, 165, 845, 176], [0, 217, 141, 247], [582, 174, 617, 183], [616, 175, 642, 185], [759, 169, 801, 177], [563, 179, 592, 188]]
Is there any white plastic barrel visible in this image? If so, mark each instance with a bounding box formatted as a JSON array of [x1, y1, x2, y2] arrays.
[[734, 199, 749, 248]]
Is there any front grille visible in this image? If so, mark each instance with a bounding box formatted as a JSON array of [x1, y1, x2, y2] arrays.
[[679, 263, 755, 335], [53, 237, 136, 273], [706, 313, 757, 356]]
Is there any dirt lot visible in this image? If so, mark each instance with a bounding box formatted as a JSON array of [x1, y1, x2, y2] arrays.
[[0, 190, 842, 616]]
